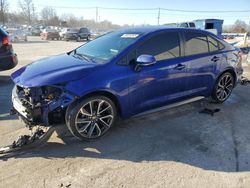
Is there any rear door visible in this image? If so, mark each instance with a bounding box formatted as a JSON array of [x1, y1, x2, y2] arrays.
[[182, 31, 219, 96]]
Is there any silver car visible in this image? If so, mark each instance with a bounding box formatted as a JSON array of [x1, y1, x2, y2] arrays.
[[7, 29, 28, 42]]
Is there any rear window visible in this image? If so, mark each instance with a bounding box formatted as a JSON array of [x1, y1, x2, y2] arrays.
[[184, 31, 209, 56], [80, 28, 89, 32]]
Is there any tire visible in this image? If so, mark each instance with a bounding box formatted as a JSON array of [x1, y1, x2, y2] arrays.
[[86, 35, 90, 41], [211, 72, 235, 103], [65, 95, 117, 141], [76, 37, 81, 42]]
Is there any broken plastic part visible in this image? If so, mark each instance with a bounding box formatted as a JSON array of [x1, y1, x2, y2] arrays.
[[0, 126, 55, 156], [241, 76, 250, 86]]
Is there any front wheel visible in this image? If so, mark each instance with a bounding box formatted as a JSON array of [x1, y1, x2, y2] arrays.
[[211, 72, 235, 103], [66, 96, 117, 141], [76, 37, 81, 42]]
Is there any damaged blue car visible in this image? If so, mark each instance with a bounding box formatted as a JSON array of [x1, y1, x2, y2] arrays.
[[11, 26, 243, 141]]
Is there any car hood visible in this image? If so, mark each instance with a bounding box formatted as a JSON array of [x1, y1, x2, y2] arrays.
[[11, 54, 99, 87]]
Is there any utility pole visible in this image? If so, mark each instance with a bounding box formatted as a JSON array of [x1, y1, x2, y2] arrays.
[[157, 8, 161, 25], [96, 6, 98, 23]]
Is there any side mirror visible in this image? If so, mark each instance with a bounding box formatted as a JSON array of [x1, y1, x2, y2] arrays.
[[135, 54, 156, 71]]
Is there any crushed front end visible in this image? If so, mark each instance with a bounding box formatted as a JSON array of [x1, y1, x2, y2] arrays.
[[11, 85, 76, 127]]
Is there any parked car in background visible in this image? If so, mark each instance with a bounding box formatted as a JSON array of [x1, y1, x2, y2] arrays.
[[11, 27, 242, 141], [63, 27, 91, 41], [64, 28, 79, 41], [7, 29, 28, 42], [178, 22, 196, 28], [59, 28, 70, 39], [77, 27, 91, 41], [0, 28, 18, 71], [40, 28, 60, 40], [31, 28, 41, 36]]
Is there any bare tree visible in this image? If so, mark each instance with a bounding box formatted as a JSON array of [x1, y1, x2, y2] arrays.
[[19, 0, 36, 25], [0, 0, 8, 25], [232, 20, 248, 33], [40, 6, 59, 26]]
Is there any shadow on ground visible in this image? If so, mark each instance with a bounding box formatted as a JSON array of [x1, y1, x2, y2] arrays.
[[1, 96, 249, 173], [1, 74, 250, 173]]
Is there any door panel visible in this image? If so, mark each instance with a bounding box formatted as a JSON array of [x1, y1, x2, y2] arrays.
[[183, 54, 216, 96], [182, 31, 218, 96], [127, 31, 194, 115], [128, 57, 189, 114]]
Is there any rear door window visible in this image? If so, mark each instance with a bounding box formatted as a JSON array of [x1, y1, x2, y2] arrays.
[[137, 31, 181, 61], [207, 36, 219, 52], [184, 31, 209, 56]]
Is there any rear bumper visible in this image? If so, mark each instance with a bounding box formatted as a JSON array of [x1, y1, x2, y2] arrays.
[[0, 53, 18, 71]]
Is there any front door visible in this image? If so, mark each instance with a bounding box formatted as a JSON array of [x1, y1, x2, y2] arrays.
[[128, 31, 189, 115]]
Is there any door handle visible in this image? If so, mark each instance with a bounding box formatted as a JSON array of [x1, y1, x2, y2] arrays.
[[174, 64, 186, 70], [211, 56, 220, 62]]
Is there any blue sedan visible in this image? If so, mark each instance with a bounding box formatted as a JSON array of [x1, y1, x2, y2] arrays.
[[11, 26, 243, 141]]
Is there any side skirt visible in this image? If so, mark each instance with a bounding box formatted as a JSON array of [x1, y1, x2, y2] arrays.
[[133, 96, 205, 118]]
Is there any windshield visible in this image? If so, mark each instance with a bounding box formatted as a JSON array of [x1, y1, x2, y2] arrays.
[[72, 31, 141, 64]]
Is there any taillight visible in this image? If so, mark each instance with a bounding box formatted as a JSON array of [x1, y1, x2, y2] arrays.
[[2, 36, 10, 45]]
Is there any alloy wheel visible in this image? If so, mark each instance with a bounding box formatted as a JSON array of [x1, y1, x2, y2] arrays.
[[75, 99, 114, 139], [216, 74, 234, 101]]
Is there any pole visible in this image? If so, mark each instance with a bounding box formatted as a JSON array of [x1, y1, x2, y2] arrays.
[[157, 8, 161, 25], [96, 7, 98, 23]]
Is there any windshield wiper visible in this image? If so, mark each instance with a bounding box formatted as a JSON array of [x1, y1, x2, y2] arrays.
[[72, 50, 94, 63]]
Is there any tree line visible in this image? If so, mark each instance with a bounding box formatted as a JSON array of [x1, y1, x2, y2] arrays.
[[0, 0, 122, 30], [0, 0, 249, 32]]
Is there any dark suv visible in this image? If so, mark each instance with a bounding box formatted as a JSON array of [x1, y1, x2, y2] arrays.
[[0, 28, 18, 71], [64, 27, 91, 42], [77, 27, 91, 41]]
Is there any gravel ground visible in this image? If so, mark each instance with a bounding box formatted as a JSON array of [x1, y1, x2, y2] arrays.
[[0, 36, 250, 188]]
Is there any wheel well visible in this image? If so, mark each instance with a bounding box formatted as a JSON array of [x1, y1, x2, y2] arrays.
[[218, 69, 237, 86], [75, 91, 121, 116]]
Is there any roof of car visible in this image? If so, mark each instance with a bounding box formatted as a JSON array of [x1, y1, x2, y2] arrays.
[[118, 26, 203, 34], [116, 26, 220, 39]]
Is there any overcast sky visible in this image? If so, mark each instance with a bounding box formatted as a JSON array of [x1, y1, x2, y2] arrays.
[[9, 0, 250, 25]]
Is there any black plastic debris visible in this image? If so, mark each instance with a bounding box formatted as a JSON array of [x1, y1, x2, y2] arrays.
[[199, 108, 220, 116], [241, 76, 250, 86]]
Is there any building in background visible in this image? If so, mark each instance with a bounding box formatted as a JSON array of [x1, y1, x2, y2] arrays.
[[194, 19, 224, 35]]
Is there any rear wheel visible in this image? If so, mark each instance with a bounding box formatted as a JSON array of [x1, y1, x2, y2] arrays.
[[211, 72, 235, 103], [66, 96, 117, 141]]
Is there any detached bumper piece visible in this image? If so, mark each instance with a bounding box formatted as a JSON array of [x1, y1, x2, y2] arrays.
[[0, 126, 55, 156], [241, 76, 250, 85]]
